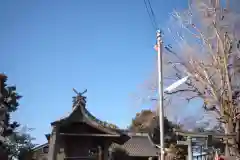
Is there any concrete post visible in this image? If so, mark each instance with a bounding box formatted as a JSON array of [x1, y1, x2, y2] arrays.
[[177, 136, 193, 160], [187, 136, 193, 160]]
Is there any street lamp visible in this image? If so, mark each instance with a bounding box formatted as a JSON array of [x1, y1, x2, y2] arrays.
[[156, 29, 189, 160], [155, 75, 189, 160], [164, 76, 189, 94]]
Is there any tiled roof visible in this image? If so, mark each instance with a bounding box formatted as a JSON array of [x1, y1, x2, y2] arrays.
[[111, 133, 158, 157], [51, 95, 127, 138]]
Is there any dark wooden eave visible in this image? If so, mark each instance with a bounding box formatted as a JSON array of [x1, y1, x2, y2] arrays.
[[51, 104, 120, 135], [59, 133, 121, 137], [32, 143, 48, 151], [50, 98, 130, 144]]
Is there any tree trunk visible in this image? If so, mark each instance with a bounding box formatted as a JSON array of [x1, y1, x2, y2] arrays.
[[224, 119, 240, 157], [235, 120, 240, 157], [0, 146, 7, 160]]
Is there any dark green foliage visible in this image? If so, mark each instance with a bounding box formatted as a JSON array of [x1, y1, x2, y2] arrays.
[[148, 116, 187, 159], [128, 110, 184, 145], [6, 128, 36, 160], [0, 74, 35, 160], [128, 110, 156, 132], [0, 74, 21, 138], [148, 116, 184, 147], [129, 110, 187, 159], [111, 147, 130, 160]]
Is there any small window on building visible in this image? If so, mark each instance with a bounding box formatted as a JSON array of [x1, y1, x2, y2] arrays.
[[42, 146, 49, 153]]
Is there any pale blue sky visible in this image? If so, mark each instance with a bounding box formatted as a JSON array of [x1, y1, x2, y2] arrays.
[[0, 0, 190, 144]]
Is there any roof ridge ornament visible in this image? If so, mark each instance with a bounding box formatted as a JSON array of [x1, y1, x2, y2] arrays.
[[72, 88, 87, 109]]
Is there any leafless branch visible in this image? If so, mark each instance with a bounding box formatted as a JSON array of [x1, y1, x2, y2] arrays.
[[165, 89, 197, 95], [186, 95, 199, 102]]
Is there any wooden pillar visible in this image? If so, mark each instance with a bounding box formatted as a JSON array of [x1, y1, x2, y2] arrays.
[[225, 139, 230, 157], [108, 147, 113, 160], [98, 146, 103, 160], [48, 125, 59, 160], [57, 147, 65, 160], [177, 136, 192, 160], [103, 141, 111, 160]]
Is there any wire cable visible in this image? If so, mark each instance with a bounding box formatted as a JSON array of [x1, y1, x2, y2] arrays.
[[143, 0, 158, 30], [146, 0, 158, 28]]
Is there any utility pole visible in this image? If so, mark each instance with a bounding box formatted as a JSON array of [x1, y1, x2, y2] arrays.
[[156, 30, 164, 160]]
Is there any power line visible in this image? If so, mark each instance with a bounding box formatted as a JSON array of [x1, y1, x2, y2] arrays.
[[143, 0, 157, 29], [143, 0, 158, 30], [146, 0, 158, 27]]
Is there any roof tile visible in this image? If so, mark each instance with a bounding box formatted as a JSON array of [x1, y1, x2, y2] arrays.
[[111, 134, 158, 157]]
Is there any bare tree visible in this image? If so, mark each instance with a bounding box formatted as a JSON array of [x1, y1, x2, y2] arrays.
[[135, 0, 240, 156], [161, 0, 240, 156]]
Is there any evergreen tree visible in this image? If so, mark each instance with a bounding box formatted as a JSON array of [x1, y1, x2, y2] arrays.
[[0, 74, 35, 160], [129, 110, 187, 159]]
